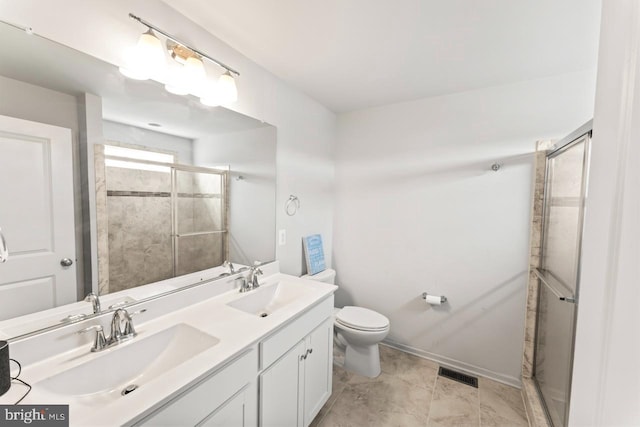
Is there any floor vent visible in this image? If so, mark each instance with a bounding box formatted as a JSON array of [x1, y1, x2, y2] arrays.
[[438, 367, 478, 388]]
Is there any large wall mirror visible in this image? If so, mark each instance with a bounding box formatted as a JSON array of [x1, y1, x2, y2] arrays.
[[0, 22, 276, 338]]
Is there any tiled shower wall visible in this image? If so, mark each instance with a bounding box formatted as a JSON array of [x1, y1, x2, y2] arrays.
[[103, 166, 225, 293], [105, 167, 173, 293], [523, 149, 546, 378], [521, 146, 550, 427]]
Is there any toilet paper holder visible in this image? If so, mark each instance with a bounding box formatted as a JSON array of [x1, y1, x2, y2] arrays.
[[422, 292, 447, 304]]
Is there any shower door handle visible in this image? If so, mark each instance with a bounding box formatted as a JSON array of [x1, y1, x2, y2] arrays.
[[0, 227, 8, 263], [534, 268, 576, 304]]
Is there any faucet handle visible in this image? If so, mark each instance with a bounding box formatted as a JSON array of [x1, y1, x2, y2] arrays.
[[122, 308, 147, 337], [129, 308, 147, 317], [236, 276, 251, 293], [77, 324, 107, 352], [249, 265, 263, 289], [77, 324, 103, 334]]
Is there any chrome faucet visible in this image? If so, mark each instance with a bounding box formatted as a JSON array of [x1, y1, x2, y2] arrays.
[[110, 308, 143, 343], [248, 265, 263, 290], [84, 292, 101, 314], [223, 260, 236, 275], [236, 276, 252, 293], [77, 308, 146, 352]]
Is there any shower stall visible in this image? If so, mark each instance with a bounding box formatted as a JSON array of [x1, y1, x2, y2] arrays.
[[95, 145, 229, 294], [533, 124, 591, 427]]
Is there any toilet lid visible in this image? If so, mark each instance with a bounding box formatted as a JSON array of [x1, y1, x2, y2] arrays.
[[335, 306, 389, 331]]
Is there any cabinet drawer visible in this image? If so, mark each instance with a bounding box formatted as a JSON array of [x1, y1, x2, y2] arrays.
[[135, 349, 257, 426], [260, 296, 333, 369]]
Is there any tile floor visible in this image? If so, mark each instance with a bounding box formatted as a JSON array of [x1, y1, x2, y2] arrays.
[[311, 344, 529, 427]]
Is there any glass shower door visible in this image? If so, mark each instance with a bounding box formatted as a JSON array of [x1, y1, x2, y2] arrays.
[[173, 167, 228, 277], [534, 133, 590, 427]]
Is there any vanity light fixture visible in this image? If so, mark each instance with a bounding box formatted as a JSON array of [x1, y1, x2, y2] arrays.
[[119, 28, 166, 80], [119, 13, 239, 105], [217, 71, 239, 104], [164, 40, 207, 95]]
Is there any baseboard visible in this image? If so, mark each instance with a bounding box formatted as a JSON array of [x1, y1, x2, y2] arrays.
[[382, 339, 522, 389]]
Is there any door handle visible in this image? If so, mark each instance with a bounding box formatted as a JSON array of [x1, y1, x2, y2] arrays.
[[0, 227, 8, 263], [60, 258, 73, 267]]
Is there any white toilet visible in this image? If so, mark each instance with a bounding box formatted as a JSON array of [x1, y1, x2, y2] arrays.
[[302, 269, 390, 377]]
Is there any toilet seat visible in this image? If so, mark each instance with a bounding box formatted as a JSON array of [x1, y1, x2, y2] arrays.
[[335, 306, 389, 332]]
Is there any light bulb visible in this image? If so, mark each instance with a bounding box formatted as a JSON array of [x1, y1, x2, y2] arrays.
[[217, 71, 238, 104], [137, 29, 165, 71], [165, 64, 190, 95], [165, 56, 206, 95], [119, 46, 149, 80], [119, 28, 166, 80], [200, 79, 220, 107], [183, 57, 206, 93]]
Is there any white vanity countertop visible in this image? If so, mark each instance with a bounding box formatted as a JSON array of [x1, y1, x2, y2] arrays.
[[0, 272, 337, 426]]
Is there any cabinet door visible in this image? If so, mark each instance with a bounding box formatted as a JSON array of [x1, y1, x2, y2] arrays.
[[260, 341, 305, 427], [200, 388, 246, 427], [134, 350, 256, 427], [303, 318, 333, 427]]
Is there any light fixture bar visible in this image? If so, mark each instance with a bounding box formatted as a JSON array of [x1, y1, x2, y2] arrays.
[[128, 13, 240, 76]]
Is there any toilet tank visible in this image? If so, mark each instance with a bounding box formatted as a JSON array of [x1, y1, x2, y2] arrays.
[[301, 268, 336, 285]]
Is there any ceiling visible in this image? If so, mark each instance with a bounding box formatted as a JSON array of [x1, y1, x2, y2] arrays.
[[168, 0, 601, 113]]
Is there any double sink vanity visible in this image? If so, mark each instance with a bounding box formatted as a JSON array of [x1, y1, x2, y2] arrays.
[[0, 262, 337, 427], [0, 18, 332, 427]]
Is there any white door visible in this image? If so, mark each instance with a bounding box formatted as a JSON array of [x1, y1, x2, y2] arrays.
[[303, 319, 333, 427], [0, 115, 77, 321]]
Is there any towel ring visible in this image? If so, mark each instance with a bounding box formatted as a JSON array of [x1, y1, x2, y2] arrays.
[[285, 195, 300, 216]]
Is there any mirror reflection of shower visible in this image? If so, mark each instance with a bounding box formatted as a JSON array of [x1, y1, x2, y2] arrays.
[[95, 143, 228, 294]]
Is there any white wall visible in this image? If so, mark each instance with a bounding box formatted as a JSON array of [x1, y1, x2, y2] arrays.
[[334, 70, 596, 385], [570, 1, 640, 424], [193, 126, 277, 265], [102, 120, 194, 164], [0, 0, 336, 276]]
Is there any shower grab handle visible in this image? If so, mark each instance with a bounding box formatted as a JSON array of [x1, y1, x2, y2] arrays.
[[0, 227, 8, 263], [534, 268, 576, 304]]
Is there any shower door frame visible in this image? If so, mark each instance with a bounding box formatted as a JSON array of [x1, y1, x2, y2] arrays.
[[533, 123, 592, 427], [170, 164, 229, 277], [99, 152, 229, 288]]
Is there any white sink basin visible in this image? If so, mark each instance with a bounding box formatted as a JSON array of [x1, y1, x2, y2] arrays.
[[37, 324, 218, 401], [227, 282, 310, 317]]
